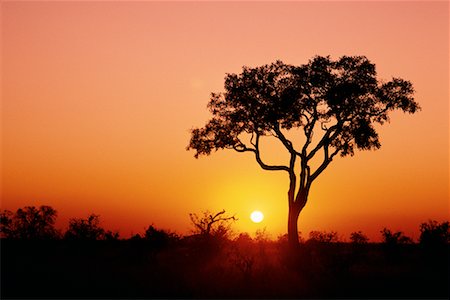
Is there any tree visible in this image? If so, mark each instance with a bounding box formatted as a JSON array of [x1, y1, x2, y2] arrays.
[[419, 220, 450, 246], [350, 231, 369, 244], [380, 228, 412, 245], [308, 230, 339, 243], [0, 206, 59, 239], [64, 214, 106, 240], [187, 56, 419, 247], [144, 224, 179, 248], [189, 209, 236, 238], [0, 210, 14, 238]]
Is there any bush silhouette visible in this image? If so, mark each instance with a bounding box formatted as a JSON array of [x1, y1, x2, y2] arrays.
[[0, 210, 14, 238], [308, 230, 339, 243], [64, 214, 106, 240], [189, 209, 236, 239], [104, 230, 120, 240], [380, 228, 412, 245], [144, 225, 179, 248], [350, 231, 369, 244], [419, 220, 449, 247]]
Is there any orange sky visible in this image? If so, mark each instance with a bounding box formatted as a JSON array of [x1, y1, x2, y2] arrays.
[[1, 1, 448, 241]]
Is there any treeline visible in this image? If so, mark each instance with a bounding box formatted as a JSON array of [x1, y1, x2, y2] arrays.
[[1, 205, 449, 247], [1, 206, 449, 298]]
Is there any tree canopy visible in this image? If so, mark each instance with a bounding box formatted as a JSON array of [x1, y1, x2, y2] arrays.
[[188, 56, 419, 165], [0, 205, 59, 239]]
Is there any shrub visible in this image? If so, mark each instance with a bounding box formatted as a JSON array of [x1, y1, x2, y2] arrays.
[[350, 231, 369, 244], [189, 209, 236, 239], [144, 225, 179, 248], [64, 214, 106, 240], [308, 230, 339, 243], [380, 228, 412, 245], [419, 220, 449, 246]]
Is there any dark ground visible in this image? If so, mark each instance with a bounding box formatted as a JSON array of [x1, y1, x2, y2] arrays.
[[1, 238, 448, 299]]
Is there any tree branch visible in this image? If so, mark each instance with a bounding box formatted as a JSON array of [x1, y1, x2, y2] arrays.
[[301, 108, 318, 158], [308, 145, 340, 184], [231, 134, 289, 172], [273, 124, 301, 156], [306, 123, 341, 161], [254, 133, 290, 172]]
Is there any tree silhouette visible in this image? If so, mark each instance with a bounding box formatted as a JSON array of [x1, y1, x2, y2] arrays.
[[0, 206, 59, 239], [380, 228, 412, 245], [144, 225, 179, 248], [64, 214, 106, 240], [189, 209, 236, 238], [419, 220, 450, 246], [350, 231, 369, 244], [308, 230, 339, 243], [0, 210, 14, 238], [188, 56, 419, 247]]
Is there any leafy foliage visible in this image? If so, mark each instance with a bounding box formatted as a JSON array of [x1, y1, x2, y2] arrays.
[[0, 206, 59, 239], [188, 56, 419, 159], [419, 220, 450, 246], [308, 230, 340, 243], [350, 231, 369, 244], [144, 225, 179, 248], [64, 214, 106, 240], [380, 228, 412, 245], [0, 210, 14, 238]]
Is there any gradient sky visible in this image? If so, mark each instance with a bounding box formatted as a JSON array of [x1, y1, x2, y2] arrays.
[[1, 1, 448, 241]]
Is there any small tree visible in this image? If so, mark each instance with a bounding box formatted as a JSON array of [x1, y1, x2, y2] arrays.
[[0, 206, 59, 239], [0, 210, 14, 238], [419, 220, 450, 246], [189, 209, 236, 238], [380, 228, 412, 245], [308, 230, 339, 243], [104, 230, 120, 240], [188, 56, 419, 247], [350, 231, 369, 244], [144, 225, 178, 248], [64, 214, 105, 240]]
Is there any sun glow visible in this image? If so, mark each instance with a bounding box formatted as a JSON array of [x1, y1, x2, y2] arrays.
[[250, 211, 264, 223]]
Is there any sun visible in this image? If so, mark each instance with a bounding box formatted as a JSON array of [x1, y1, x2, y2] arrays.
[[250, 211, 264, 223]]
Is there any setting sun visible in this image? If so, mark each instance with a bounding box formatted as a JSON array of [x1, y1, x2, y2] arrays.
[[250, 211, 264, 223]]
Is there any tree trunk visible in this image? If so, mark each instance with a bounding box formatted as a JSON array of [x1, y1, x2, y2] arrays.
[[288, 202, 302, 248]]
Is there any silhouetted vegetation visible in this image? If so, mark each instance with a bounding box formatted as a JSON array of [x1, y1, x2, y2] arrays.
[[350, 230, 369, 244], [188, 56, 420, 247], [308, 230, 340, 243], [64, 214, 107, 240], [1, 205, 448, 298], [189, 209, 236, 238], [0, 206, 60, 239], [144, 225, 179, 248], [419, 220, 450, 246], [380, 228, 413, 245]]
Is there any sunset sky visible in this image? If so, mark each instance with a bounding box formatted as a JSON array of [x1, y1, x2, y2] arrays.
[[2, 1, 448, 241]]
